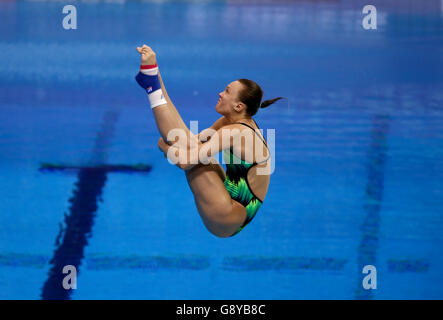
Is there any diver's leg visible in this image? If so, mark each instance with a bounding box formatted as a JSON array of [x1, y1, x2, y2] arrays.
[[150, 71, 196, 146], [150, 104, 192, 145], [185, 162, 246, 238], [136, 46, 198, 147], [157, 71, 189, 132]]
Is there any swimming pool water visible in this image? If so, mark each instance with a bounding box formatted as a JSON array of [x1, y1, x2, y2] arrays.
[[0, 0, 442, 299]]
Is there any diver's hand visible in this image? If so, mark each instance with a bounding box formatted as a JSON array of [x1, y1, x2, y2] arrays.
[[136, 44, 157, 65], [158, 137, 197, 171]]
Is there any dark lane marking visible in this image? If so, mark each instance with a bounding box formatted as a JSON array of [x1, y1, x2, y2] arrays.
[[0, 253, 48, 269], [0, 253, 344, 271], [86, 255, 210, 271], [387, 259, 430, 273], [39, 163, 151, 173], [222, 256, 347, 271], [355, 114, 391, 300], [40, 167, 108, 299], [38, 110, 149, 299], [0, 253, 209, 271], [41, 110, 120, 300], [1, 253, 430, 273]]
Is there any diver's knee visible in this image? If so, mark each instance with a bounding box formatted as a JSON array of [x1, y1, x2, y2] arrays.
[[208, 208, 240, 238], [207, 225, 234, 238]]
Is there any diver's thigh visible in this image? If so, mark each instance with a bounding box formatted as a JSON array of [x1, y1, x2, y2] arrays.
[[185, 163, 229, 208], [185, 164, 246, 235]]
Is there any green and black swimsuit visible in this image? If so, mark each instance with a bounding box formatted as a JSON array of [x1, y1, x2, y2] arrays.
[[223, 121, 270, 237]]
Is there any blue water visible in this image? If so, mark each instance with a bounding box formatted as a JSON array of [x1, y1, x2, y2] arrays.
[[0, 0, 443, 299]]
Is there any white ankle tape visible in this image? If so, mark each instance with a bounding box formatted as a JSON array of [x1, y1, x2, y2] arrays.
[[149, 89, 167, 109]]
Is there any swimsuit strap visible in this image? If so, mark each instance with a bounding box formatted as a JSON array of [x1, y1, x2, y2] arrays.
[[236, 121, 268, 147], [235, 121, 270, 164]]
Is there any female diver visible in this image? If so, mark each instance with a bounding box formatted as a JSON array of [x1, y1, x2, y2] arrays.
[[135, 45, 282, 238]]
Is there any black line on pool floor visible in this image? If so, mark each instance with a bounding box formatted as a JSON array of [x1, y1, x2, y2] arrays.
[[221, 256, 347, 272], [355, 114, 391, 300], [40, 110, 153, 299], [41, 110, 121, 300], [1, 253, 431, 273], [39, 163, 151, 173], [40, 167, 108, 300], [39, 109, 145, 300]]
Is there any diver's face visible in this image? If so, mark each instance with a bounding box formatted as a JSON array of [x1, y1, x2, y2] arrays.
[[215, 81, 243, 115]]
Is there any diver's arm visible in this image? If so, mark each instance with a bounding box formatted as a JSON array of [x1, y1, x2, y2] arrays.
[[197, 116, 229, 142], [159, 124, 239, 170]]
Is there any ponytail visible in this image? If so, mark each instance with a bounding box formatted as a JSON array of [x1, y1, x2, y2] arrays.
[[238, 78, 285, 116], [260, 97, 284, 109]]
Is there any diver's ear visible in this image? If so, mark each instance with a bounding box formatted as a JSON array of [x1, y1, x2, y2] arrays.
[[234, 102, 246, 113]]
